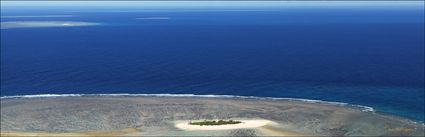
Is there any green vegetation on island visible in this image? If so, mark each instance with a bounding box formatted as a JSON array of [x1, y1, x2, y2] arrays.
[[189, 120, 242, 126]]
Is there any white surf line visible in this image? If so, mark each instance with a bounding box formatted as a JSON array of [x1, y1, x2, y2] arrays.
[[0, 93, 375, 112], [0, 21, 100, 29]]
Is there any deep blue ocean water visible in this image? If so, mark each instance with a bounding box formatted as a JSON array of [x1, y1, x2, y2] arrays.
[[1, 2, 424, 122]]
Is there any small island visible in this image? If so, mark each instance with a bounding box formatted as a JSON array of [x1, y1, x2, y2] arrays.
[[189, 120, 241, 126]]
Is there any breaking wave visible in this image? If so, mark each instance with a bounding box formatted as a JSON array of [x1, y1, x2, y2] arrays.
[[0, 21, 100, 29], [0, 93, 375, 112]]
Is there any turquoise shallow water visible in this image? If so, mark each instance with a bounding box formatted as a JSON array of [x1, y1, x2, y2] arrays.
[[1, 2, 424, 122]]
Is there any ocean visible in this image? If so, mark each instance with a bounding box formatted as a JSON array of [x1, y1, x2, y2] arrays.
[[1, 2, 424, 122]]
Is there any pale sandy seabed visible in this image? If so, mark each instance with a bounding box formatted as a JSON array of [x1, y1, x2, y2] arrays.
[[1, 96, 424, 136]]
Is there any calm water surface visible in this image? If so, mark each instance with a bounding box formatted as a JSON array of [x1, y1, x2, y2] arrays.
[[1, 2, 424, 122]]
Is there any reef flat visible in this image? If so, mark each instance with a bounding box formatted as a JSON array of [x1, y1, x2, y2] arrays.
[[1, 96, 424, 136]]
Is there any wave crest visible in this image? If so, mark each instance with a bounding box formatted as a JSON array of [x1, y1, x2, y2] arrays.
[[1, 21, 100, 29], [0, 93, 375, 112]]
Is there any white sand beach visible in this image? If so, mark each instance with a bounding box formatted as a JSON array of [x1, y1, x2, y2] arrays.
[[175, 120, 273, 131]]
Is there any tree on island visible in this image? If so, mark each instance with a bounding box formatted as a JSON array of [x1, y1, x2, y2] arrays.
[[189, 120, 242, 126]]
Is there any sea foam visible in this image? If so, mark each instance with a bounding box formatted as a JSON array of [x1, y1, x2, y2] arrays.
[[0, 93, 375, 112], [0, 21, 100, 29]]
